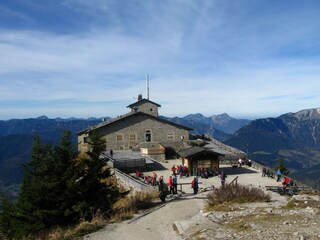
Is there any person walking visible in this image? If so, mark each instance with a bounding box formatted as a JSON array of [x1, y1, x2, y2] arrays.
[[168, 176, 173, 195], [172, 175, 178, 194], [262, 167, 267, 177], [158, 179, 167, 203], [277, 169, 281, 182], [171, 165, 176, 175], [191, 177, 199, 195], [219, 171, 226, 188]]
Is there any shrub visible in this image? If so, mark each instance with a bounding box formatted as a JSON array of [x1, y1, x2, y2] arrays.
[[207, 185, 271, 206]]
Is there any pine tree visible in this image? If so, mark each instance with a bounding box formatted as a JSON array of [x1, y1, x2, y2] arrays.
[[0, 193, 16, 239], [0, 131, 120, 239], [277, 158, 290, 176], [12, 135, 51, 237], [2, 132, 77, 238], [72, 131, 120, 220]]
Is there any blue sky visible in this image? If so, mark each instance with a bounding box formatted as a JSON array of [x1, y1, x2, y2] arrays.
[[0, 0, 320, 120]]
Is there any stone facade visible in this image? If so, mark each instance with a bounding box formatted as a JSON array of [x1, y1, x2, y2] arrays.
[[127, 99, 160, 117], [77, 98, 191, 153]]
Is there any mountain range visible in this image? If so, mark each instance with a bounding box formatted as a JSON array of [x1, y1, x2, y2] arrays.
[[224, 108, 320, 189], [1, 108, 320, 194], [0, 113, 246, 187], [162, 113, 250, 140]]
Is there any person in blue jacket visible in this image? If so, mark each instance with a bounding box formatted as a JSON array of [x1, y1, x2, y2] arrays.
[[276, 169, 281, 182]]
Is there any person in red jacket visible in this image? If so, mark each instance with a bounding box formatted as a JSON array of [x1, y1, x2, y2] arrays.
[[191, 177, 199, 194], [168, 176, 173, 195]]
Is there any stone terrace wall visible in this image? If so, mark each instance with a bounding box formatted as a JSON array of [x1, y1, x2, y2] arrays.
[[114, 169, 157, 192]]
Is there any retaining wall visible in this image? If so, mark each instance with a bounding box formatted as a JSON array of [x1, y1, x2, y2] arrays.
[[114, 169, 157, 192]]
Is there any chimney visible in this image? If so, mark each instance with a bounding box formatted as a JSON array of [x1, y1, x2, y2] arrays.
[[138, 94, 142, 101]]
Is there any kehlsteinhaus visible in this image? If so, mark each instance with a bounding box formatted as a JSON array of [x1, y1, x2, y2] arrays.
[[76, 95, 192, 159]]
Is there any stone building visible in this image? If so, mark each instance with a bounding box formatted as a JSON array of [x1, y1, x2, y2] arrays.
[[76, 95, 192, 155]]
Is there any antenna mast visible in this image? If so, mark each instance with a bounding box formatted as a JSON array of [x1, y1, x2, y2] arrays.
[[146, 74, 150, 100]]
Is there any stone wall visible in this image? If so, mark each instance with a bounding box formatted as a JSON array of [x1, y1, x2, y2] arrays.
[[96, 114, 189, 151], [114, 169, 157, 192], [131, 101, 159, 117]]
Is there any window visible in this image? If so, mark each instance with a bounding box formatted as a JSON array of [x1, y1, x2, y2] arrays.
[[116, 134, 124, 141], [150, 108, 153, 112], [129, 133, 137, 141], [167, 133, 174, 140], [84, 137, 89, 143], [145, 130, 152, 142]]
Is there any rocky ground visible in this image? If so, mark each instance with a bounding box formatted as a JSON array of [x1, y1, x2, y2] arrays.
[[84, 161, 320, 240], [186, 194, 320, 240]]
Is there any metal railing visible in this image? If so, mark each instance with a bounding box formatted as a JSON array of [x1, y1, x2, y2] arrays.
[[207, 136, 247, 157]]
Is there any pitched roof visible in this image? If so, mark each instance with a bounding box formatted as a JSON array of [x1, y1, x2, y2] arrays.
[[76, 111, 192, 135], [127, 98, 161, 108], [179, 146, 224, 158]]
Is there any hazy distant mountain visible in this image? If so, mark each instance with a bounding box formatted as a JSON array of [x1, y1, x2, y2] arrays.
[[0, 117, 108, 185], [0, 116, 108, 138], [210, 113, 251, 134], [224, 107, 320, 189], [163, 115, 230, 141], [162, 113, 250, 140]]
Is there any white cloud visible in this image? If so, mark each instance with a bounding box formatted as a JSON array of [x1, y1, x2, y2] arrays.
[[0, 1, 320, 119]]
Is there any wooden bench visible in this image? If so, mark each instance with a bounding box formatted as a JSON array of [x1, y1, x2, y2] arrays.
[[265, 185, 300, 195]]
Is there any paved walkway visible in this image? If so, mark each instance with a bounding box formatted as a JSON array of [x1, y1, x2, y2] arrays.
[[142, 159, 284, 192], [84, 161, 286, 240]]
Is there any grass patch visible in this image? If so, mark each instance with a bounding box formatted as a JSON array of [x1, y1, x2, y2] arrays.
[[111, 191, 159, 222], [284, 200, 296, 209], [205, 203, 235, 212], [225, 213, 298, 232], [22, 212, 108, 240], [207, 185, 271, 206], [226, 219, 252, 231], [283, 199, 320, 210]]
